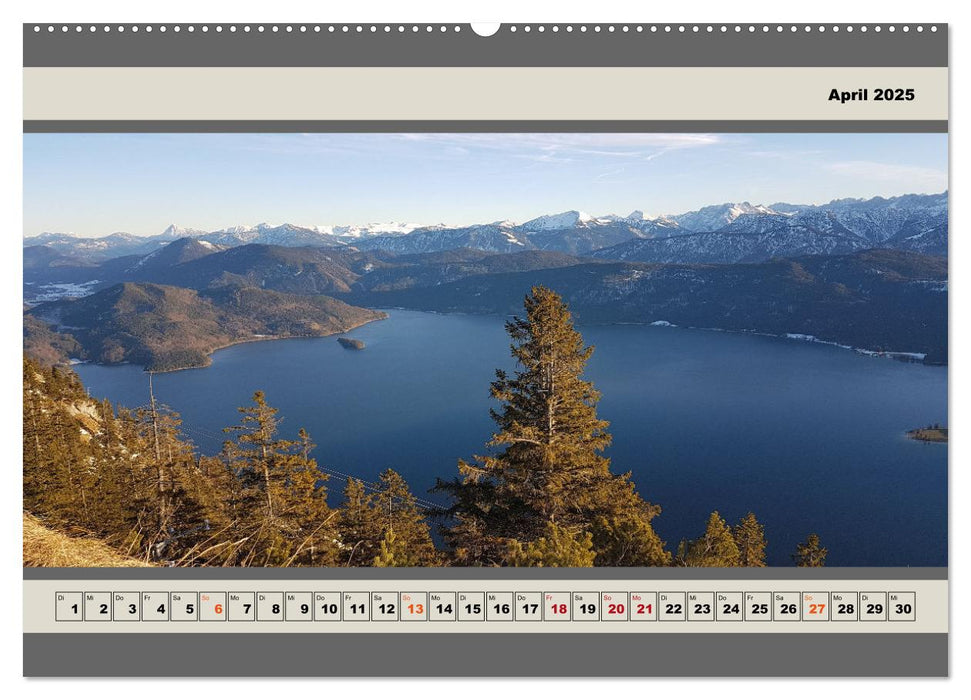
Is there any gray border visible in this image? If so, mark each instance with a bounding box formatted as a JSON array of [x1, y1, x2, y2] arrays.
[[23, 567, 948, 580], [23, 632, 947, 676], [23, 24, 947, 67], [22, 120, 950, 133]]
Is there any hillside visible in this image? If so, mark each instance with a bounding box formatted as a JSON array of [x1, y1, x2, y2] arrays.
[[23, 314, 81, 367], [345, 249, 948, 363], [351, 249, 584, 292], [590, 224, 868, 264], [128, 243, 359, 295], [25, 282, 387, 371], [22, 354, 441, 568], [23, 513, 154, 567]]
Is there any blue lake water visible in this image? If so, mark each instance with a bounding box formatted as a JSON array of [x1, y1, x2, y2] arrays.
[[74, 309, 947, 566]]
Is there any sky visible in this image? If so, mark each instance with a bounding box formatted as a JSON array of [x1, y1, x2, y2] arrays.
[[23, 132, 948, 238]]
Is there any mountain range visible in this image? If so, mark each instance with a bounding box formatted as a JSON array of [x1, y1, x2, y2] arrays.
[[24, 192, 948, 264], [22, 191, 949, 368]]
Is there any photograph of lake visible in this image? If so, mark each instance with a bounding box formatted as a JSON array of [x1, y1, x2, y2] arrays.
[[72, 309, 947, 566], [23, 132, 948, 567]]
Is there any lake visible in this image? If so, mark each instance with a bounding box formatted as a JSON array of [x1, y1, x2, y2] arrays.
[[74, 309, 948, 566]]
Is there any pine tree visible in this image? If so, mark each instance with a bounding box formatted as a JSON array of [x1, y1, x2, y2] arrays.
[[373, 529, 415, 567], [23, 358, 61, 513], [733, 512, 767, 567], [587, 478, 671, 566], [223, 391, 290, 521], [437, 286, 667, 566], [23, 357, 99, 526], [374, 469, 439, 566], [373, 531, 398, 567], [22, 357, 348, 567], [131, 398, 200, 555], [677, 511, 742, 567], [172, 454, 244, 566], [338, 477, 385, 566], [339, 469, 439, 567], [792, 533, 828, 567], [506, 522, 596, 567], [221, 391, 337, 566], [88, 399, 144, 550]]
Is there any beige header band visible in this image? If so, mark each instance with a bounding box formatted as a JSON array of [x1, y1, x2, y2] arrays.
[[24, 67, 947, 121]]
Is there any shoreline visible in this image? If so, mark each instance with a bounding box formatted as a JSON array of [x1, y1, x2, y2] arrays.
[[571, 319, 941, 366], [116, 313, 389, 374], [64, 307, 945, 374], [375, 307, 944, 367]]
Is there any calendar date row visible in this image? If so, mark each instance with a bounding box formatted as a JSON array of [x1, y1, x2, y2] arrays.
[[55, 590, 917, 623]]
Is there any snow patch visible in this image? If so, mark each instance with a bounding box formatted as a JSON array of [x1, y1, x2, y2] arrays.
[[519, 210, 594, 231], [27, 280, 103, 303]]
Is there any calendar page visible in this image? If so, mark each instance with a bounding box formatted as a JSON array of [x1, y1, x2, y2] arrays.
[[21, 22, 948, 677]]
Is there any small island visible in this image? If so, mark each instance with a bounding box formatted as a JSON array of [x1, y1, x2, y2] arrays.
[[907, 424, 948, 443], [338, 337, 366, 351]]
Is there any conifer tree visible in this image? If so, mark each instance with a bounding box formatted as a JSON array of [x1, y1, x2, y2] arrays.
[[733, 512, 767, 567], [436, 286, 667, 566], [792, 533, 828, 567], [338, 477, 386, 566], [506, 522, 596, 567], [44, 402, 98, 527], [23, 357, 339, 567], [23, 358, 97, 524], [23, 358, 61, 512], [677, 511, 742, 567], [131, 399, 199, 553], [373, 529, 416, 567], [172, 454, 244, 566], [587, 479, 671, 566], [88, 400, 144, 549], [375, 469, 439, 565], [339, 469, 439, 567], [221, 391, 337, 566]]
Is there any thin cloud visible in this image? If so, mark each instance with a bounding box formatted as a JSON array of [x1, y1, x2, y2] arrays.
[[744, 148, 827, 160], [393, 132, 721, 159], [826, 160, 947, 189], [594, 168, 627, 181]]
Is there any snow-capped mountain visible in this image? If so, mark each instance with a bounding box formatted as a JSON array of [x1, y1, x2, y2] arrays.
[[195, 223, 346, 248], [353, 211, 657, 256], [315, 221, 423, 239], [592, 225, 867, 265], [671, 202, 782, 233], [356, 223, 531, 255], [160, 224, 209, 240], [22, 231, 174, 261], [128, 237, 225, 274], [789, 192, 948, 246], [599, 210, 646, 223], [592, 192, 947, 264], [517, 210, 598, 232], [24, 192, 947, 264]]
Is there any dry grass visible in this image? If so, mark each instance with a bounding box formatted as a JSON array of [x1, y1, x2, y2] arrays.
[[23, 513, 154, 568]]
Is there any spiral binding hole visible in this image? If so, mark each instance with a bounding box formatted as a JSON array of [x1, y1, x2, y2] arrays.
[[27, 23, 940, 39]]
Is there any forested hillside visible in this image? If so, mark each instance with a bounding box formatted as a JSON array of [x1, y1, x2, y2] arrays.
[[24, 282, 386, 371], [24, 288, 826, 568]]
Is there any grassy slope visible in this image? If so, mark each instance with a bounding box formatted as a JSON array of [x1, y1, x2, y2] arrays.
[[23, 513, 153, 567]]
